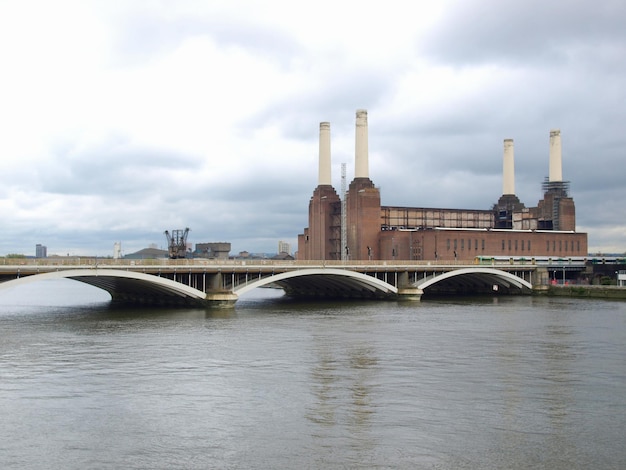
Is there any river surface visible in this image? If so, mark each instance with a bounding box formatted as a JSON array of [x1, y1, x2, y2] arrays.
[[1, 280, 625, 469]]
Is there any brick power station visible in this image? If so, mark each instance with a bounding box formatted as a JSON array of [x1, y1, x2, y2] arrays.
[[298, 110, 587, 262]]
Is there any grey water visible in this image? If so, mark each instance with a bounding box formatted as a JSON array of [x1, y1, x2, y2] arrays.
[[1, 280, 625, 469]]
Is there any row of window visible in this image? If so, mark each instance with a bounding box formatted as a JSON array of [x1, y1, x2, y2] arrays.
[[445, 238, 582, 253], [546, 239, 581, 253], [446, 239, 486, 251], [502, 239, 531, 252]]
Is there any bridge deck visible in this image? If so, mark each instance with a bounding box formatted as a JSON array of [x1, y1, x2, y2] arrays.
[[0, 258, 574, 307]]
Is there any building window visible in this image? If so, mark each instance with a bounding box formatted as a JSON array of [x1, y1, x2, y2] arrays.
[[447, 239, 450, 250], [528, 240, 531, 251], [515, 240, 518, 251], [454, 239, 457, 250], [502, 240, 505, 250], [547, 241, 550, 252], [553, 241, 556, 252], [482, 240, 485, 251], [559, 240, 562, 252], [521, 240, 525, 251], [461, 239, 464, 250], [577, 241, 580, 252], [508, 240, 512, 251]]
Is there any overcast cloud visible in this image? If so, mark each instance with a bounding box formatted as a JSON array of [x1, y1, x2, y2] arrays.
[[1, 0, 624, 257]]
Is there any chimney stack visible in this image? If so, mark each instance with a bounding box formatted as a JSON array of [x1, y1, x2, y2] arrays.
[[549, 129, 563, 182], [355, 109, 369, 178], [502, 138, 515, 195], [318, 122, 331, 185]]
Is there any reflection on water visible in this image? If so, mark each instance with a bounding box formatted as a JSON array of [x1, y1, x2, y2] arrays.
[[1, 280, 625, 469]]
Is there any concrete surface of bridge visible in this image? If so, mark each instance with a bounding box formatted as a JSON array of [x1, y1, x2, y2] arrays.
[[0, 259, 546, 307]]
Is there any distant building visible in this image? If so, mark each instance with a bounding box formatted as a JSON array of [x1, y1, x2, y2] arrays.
[[231, 251, 274, 260], [35, 244, 47, 258], [278, 240, 291, 255], [194, 242, 231, 259], [272, 251, 295, 261], [124, 247, 168, 259], [113, 242, 122, 259]]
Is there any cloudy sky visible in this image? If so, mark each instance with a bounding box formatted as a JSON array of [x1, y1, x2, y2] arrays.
[[1, 0, 624, 257]]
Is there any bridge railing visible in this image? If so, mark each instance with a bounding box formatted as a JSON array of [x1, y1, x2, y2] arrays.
[[1, 257, 504, 268]]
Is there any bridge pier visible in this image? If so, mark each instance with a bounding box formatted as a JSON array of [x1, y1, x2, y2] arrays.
[[205, 291, 238, 308], [534, 267, 551, 287], [396, 272, 422, 300], [397, 287, 423, 301], [203, 273, 238, 308], [531, 267, 551, 294]]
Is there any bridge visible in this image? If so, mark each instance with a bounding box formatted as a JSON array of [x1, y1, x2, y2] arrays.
[[0, 258, 557, 307]]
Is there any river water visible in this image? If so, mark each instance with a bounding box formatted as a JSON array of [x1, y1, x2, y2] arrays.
[[1, 279, 625, 469]]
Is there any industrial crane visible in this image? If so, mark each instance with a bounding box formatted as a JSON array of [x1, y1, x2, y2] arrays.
[[164, 228, 190, 259]]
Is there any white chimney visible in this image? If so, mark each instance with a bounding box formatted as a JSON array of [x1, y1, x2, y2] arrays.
[[318, 122, 331, 185], [502, 138, 515, 195], [355, 109, 369, 178], [549, 129, 563, 182]]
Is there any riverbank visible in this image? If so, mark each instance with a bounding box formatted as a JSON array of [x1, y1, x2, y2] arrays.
[[541, 285, 626, 299]]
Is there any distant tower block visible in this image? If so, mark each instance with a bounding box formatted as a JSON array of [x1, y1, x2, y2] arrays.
[[113, 242, 122, 259], [549, 129, 563, 182], [355, 109, 369, 178], [503, 138, 515, 195], [318, 122, 331, 185]]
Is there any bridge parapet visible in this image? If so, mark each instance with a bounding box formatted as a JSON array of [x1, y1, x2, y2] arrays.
[[0, 259, 547, 307], [1, 257, 499, 268]]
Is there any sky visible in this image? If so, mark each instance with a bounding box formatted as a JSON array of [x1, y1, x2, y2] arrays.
[[1, 0, 625, 257]]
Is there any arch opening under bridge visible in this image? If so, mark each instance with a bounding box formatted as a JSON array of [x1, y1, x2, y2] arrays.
[[234, 268, 399, 299], [416, 267, 533, 296], [0, 266, 534, 306], [0, 269, 208, 306]]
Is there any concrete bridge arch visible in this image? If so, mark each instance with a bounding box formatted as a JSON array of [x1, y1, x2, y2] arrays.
[[416, 267, 533, 295], [0, 269, 208, 306], [234, 268, 398, 299]]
